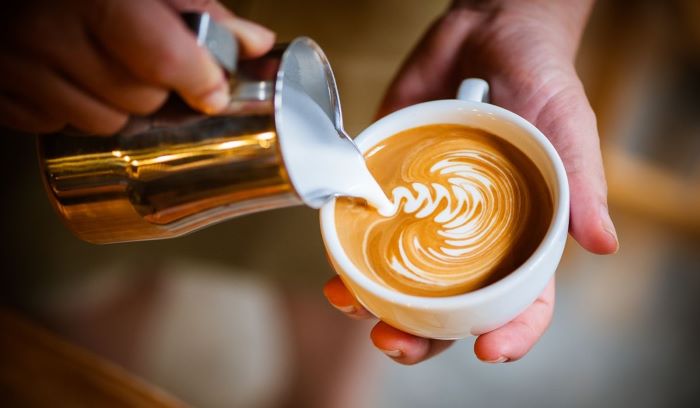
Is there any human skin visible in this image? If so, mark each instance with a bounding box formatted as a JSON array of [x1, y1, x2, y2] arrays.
[[324, 0, 619, 364], [0, 0, 274, 134]]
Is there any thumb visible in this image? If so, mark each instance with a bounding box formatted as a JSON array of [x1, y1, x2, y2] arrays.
[[525, 78, 619, 254]]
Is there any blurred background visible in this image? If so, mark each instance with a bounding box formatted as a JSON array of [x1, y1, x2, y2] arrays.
[[1, 0, 699, 407]]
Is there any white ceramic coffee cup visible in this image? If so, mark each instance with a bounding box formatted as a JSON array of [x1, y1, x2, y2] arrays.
[[320, 79, 569, 340]]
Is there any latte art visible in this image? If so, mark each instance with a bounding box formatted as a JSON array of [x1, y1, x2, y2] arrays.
[[335, 125, 553, 297], [379, 147, 529, 290]]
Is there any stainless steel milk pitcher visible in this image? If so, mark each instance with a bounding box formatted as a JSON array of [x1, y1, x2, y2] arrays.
[[37, 13, 349, 244]]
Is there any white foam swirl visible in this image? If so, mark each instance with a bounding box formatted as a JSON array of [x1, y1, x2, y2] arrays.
[[376, 148, 526, 289], [334, 125, 551, 296]]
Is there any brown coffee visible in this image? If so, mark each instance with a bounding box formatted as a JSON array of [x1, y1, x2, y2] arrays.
[[335, 124, 553, 297]]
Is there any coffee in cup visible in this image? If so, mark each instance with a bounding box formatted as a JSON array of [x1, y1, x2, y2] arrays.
[[335, 124, 552, 297]]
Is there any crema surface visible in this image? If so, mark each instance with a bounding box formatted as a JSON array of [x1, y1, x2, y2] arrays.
[[335, 125, 553, 297]]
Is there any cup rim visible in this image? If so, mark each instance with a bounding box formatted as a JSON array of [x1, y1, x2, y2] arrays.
[[320, 98, 569, 310]]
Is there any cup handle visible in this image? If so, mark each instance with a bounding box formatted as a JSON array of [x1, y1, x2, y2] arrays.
[[457, 78, 490, 103]]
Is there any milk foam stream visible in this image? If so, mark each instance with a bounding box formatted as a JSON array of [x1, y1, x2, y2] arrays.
[[277, 86, 392, 212]]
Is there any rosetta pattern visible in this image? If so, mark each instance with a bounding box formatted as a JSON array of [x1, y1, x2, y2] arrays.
[[371, 147, 529, 293]]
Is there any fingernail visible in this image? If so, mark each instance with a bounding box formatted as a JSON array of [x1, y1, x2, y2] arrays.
[[331, 304, 356, 314], [200, 84, 229, 114], [380, 349, 403, 358], [484, 356, 508, 364], [600, 204, 619, 252]]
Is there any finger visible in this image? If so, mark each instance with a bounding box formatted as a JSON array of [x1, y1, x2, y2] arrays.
[[21, 23, 168, 116], [66, 38, 169, 116], [377, 11, 473, 118], [0, 57, 127, 135], [371, 321, 454, 365], [323, 276, 455, 364], [0, 92, 65, 134], [528, 79, 619, 254], [164, 0, 276, 58], [87, 0, 229, 114], [10, 3, 168, 116], [474, 277, 555, 363], [72, 48, 169, 116], [322, 276, 373, 320]]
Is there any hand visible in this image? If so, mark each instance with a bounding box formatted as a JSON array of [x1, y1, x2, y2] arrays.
[[325, 0, 618, 364], [0, 0, 275, 135]]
